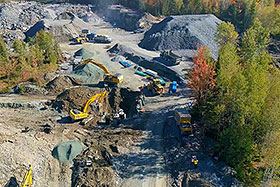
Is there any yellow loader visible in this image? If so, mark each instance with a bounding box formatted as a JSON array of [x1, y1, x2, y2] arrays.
[[147, 78, 164, 95]]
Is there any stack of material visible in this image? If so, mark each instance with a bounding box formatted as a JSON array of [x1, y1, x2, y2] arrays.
[[52, 141, 86, 163], [139, 14, 222, 60]]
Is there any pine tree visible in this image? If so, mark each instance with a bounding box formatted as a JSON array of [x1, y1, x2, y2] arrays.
[[0, 37, 8, 62], [217, 21, 238, 45], [12, 40, 26, 56], [241, 18, 270, 61]]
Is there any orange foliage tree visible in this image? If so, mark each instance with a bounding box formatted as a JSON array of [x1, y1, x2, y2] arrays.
[[187, 46, 216, 105]]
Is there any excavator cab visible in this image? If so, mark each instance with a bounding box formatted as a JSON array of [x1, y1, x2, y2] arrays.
[[104, 73, 123, 85]]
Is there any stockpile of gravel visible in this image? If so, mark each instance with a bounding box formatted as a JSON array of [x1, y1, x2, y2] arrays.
[[52, 141, 86, 163], [139, 14, 222, 60], [70, 63, 104, 84]]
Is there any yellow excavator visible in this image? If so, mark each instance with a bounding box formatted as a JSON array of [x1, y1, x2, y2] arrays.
[[69, 90, 107, 120], [20, 165, 32, 187], [147, 78, 165, 95], [79, 58, 123, 86]]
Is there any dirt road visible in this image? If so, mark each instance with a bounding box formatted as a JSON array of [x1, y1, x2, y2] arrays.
[[114, 89, 192, 187]]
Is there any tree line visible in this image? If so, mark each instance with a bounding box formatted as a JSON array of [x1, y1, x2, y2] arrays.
[[120, 0, 280, 36], [0, 30, 61, 92], [188, 20, 280, 185]]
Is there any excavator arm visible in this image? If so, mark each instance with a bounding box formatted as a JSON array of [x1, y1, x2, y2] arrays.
[[20, 165, 32, 187], [82, 91, 106, 113], [79, 58, 110, 74]]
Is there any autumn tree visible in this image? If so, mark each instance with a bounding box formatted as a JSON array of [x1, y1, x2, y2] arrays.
[[188, 46, 216, 106]]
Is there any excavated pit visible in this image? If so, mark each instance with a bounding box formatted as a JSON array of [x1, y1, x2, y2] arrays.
[[53, 86, 140, 124]]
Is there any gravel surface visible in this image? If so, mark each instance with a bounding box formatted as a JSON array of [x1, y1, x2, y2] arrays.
[[139, 14, 222, 60]]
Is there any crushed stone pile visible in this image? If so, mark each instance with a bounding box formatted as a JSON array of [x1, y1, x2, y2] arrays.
[[139, 14, 222, 60], [0, 2, 100, 42], [70, 62, 104, 84], [74, 48, 95, 60], [0, 2, 50, 31], [52, 141, 86, 163]]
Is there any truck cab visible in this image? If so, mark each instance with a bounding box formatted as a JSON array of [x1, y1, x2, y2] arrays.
[[174, 108, 192, 134]]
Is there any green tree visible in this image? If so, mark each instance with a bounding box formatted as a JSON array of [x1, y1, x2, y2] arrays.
[[34, 30, 61, 65], [12, 40, 26, 56], [241, 18, 270, 61], [217, 21, 239, 45], [0, 37, 8, 62]]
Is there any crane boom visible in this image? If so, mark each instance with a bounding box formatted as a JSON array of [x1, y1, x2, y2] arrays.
[[79, 58, 110, 74]]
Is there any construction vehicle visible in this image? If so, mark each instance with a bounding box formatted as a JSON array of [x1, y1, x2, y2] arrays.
[[74, 36, 88, 44], [147, 78, 164, 95], [79, 58, 123, 86], [174, 108, 192, 135], [70, 90, 107, 120], [74, 29, 95, 44], [160, 50, 182, 65], [93, 35, 112, 43], [20, 165, 32, 187]]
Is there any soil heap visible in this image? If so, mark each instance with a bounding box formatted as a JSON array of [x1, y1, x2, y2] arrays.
[[45, 76, 77, 95], [139, 14, 222, 60]]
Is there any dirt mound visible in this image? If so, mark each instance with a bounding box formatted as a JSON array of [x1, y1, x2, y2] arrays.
[[56, 12, 75, 20], [138, 13, 163, 30], [55, 86, 102, 112], [45, 76, 78, 95], [139, 14, 222, 60]]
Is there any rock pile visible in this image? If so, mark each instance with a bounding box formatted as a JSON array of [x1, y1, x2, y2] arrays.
[[139, 14, 222, 60], [0, 2, 98, 41]]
